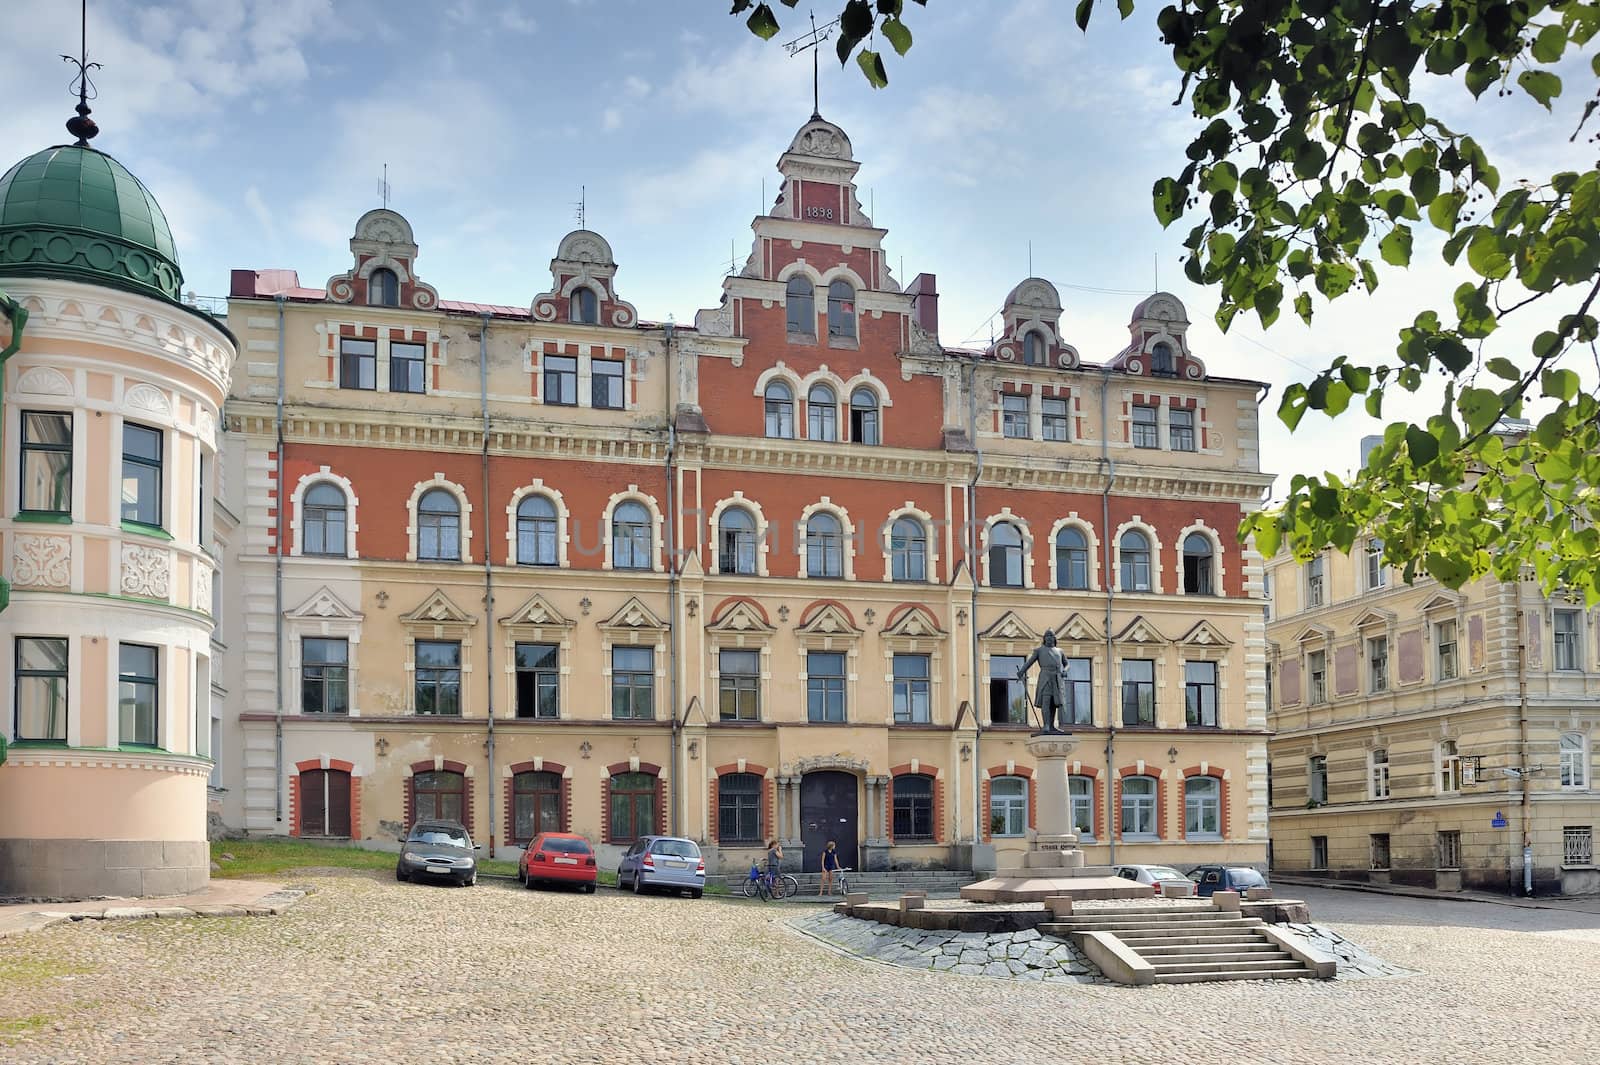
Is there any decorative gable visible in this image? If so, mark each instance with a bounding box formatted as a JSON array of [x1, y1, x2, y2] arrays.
[[1111, 291, 1206, 380], [1053, 611, 1103, 644], [288, 586, 363, 622], [324, 209, 439, 310], [794, 600, 861, 649], [1420, 592, 1461, 615], [1116, 615, 1167, 645], [706, 598, 776, 639], [599, 595, 667, 633], [988, 277, 1079, 369], [882, 604, 944, 639], [530, 230, 638, 327], [399, 589, 477, 629], [500, 593, 573, 632], [980, 611, 1040, 644], [1353, 608, 1397, 630], [1178, 619, 1232, 648], [1293, 623, 1334, 645]]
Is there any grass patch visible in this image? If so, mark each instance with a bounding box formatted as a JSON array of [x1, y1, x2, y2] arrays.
[[0, 1015, 53, 1038], [210, 839, 518, 879], [0, 957, 94, 992]]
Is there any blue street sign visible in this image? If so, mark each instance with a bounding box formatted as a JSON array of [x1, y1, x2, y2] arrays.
[[1491, 811, 1508, 828]]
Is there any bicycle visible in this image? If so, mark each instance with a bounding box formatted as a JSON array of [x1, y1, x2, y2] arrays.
[[742, 861, 799, 900]]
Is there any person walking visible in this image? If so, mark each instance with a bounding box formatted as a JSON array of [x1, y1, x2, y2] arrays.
[[765, 838, 783, 894], [818, 840, 841, 896]]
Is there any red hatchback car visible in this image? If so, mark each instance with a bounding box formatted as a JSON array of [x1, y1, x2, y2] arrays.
[[518, 833, 598, 892]]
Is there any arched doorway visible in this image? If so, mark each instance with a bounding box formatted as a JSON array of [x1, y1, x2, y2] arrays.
[[299, 768, 352, 837], [800, 771, 858, 872]]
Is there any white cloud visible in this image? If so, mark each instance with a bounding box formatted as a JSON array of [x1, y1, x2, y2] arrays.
[[499, 6, 538, 35], [622, 142, 774, 224], [244, 186, 278, 246], [663, 40, 810, 124], [623, 75, 651, 98], [603, 108, 622, 131]]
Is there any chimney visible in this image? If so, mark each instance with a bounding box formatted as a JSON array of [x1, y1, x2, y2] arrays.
[[906, 272, 939, 338]]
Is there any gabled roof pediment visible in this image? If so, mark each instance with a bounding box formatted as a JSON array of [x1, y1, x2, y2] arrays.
[[288, 586, 363, 622], [600, 595, 667, 632], [980, 610, 1039, 643], [500, 592, 573, 629], [882, 604, 944, 639], [1116, 615, 1167, 644], [1420, 592, 1460, 614], [795, 600, 861, 638], [1053, 612, 1103, 643], [707, 598, 775, 635], [1178, 619, 1231, 647], [1353, 607, 1397, 629], [399, 589, 476, 626], [1293, 623, 1333, 644]]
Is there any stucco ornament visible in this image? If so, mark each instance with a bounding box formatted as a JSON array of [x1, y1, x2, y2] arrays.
[[120, 543, 171, 599], [124, 383, 173, 419], [12, 534, 71, 588], [16, 365, 72, 395], [194, 564, 213, 615]]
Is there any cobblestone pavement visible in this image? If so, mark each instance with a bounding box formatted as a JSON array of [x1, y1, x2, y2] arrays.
[[3, 874, 1598, 1064]]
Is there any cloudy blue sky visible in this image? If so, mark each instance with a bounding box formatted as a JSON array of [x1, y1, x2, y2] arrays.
[[4, 0, 1590, 496]]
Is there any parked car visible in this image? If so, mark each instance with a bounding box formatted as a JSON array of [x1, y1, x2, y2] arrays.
[[1113, 864, 1192, 888], [617, 836, 705, 898], [395, 819, 479, 886], [519, 832, 598, 892], [1186, 865, 1268, 897]]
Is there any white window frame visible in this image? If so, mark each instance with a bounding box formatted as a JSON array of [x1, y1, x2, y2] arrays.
[[1553, 609, 1582, 671], [1307, 755, 1328, 804], [1438, 740, 1462, 795], [1436, 619, 1459, 680], [404, 473, 472, 563], [989, 775, 1028, 838], [1369, 748, 1391, 800], [1559, 732, 1588, 789]]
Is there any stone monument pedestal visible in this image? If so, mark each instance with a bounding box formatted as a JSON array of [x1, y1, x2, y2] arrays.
[[960, 735, 1153, 904]]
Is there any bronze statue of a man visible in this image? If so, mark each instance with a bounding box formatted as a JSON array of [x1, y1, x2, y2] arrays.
[[1017, 629, 1069, 734]]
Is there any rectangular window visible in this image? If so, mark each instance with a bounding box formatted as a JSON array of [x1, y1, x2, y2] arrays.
[[514, 642, 560, 719], [1308, 755, 1327, 804], [892, 653, 931, 724], [1131, 404, 1158, 448], [1554, 610, 1581, 671], [1069, 776, 1095, 839], [543, 355, 578, 406], [1041, 397, 1069, 442], [339, 337, 376, 390], [1308, 650, 1327, 705], [1065, 657, 1092, 726], [1169, 408, 1196, 452], [1184, 661, 1218, 727], [1370, 833, 1391, 870], [591, 358, 625, 409], [1368, 636, 1389, 692], [717, 774, 762, 843], [989, 777, 1027, 837], [1438, 830, 1461, 870], [718, 649, 760, 722], [20, 411, 72, 515], [988, 655, 1027, 725], [389, 341, 426, 393], [301, 637, 349, 714], [806, 651, 847, 723], [1564, 826, 1594, 867], [1306, 556, 1325, 607], [892, 777, 934, 840], [1120, 659, 1155, 727], [1370, 751, 1391, 800], [1001, 394, 1029, 439], [118, 643, 159, 746], [1311, 835, 1328, 870], [1439, 745, 1462, 793], [611, 646, 655, 720], [14, 636, 68, 741], [414, 640, 462, 716], [1436, 619, 1458, 680], [194, 659, 210, 759], [121, 422, 163, 528], [1366, 538, 1388, 590]]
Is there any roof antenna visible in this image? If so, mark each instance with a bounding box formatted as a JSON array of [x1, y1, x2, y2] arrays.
[[1028, 240, 1033, 278], [1154, 252, 1159, 292], [379, 163, 391, 209], [574, 185, 586, 229], [62, 0, 101, 146], [785, 12, 838, 120]]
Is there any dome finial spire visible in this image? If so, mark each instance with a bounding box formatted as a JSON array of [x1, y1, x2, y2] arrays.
[[61, 0, 102, 146]]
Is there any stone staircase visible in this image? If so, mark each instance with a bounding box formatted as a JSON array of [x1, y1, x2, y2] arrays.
[[1041, 904, 1333, 984], [719, 869, 975, 898]]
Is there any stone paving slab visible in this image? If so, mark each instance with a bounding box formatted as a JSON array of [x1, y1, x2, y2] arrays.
[[0, 880, 309, 940], [793, 911, 1107, 984]]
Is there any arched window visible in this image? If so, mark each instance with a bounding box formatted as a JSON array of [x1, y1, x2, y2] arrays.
[[717, 772, 763, 843], [303, 482, 348, 557], [890, 516, 927, 582], [827, 280, 856, 340], [417, 488, 461, 561], [569, 286, 599, 324], [892, 774, 934, 841], [849, 387, 880, 445], [1560, 732, 1587, 788], [989, 775, 1028, 837], [717, 507, 757, 575], [412, 769, 465, 824], [989, 521, 1024, 588], [785, 275, 815, 335], [512, 770, 563, 842], [516, 495, 558, 566], [807, 383, 837, 441], [611, 501, 652, 570], [1184, 775, 1221, 838], [764, 381, 795, 439], [1069, 775, 1095, 839], [1120, 530, 1151, 592], [609, 772, 657, 843], [1120, 774, 1158, 838], [805, 512, 843, 578], [368, 267, 398, 307], [1023, 331, 1043, 366], [1055, 526, 1088, 590], [1183, 532, 1214, 595], [299, 768, 352, 837], [1151, 341, 1176, 375]]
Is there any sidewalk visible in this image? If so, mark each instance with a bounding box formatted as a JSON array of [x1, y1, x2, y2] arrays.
[[0, 878, 304, 939], [1271, 874, 1600, 915]]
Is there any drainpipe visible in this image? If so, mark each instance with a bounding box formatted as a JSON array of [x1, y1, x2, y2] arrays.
[[274, 295, 286, 825], [1100, 362, 1117, 865], [1517, 602, 1532, 895], [480, 314, 497, 855], [0, 290, 30, 622], [663, 321, 681, 836], [965, 357, 983, 845]]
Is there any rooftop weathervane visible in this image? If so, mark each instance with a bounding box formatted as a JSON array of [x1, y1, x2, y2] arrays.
[[784, 12, 839, 121], [62, 0, 101, 146]]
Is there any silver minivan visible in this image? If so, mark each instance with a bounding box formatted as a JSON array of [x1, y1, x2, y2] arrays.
[[618, 836, 705, 898]]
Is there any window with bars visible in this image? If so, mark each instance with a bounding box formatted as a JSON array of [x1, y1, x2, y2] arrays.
[[1564, 826, 1594, 867], [1437, 830, 1461, 869], [390, 342, 426, 393], [718, 773, 763, 843], [718, 649, 760, 722], [892, 774, 934, 840]]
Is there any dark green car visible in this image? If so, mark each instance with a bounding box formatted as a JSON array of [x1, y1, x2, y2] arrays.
[[396, 819, 479, 886]]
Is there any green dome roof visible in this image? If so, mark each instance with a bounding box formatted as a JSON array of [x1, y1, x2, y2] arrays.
[[0, 145, 183, 303]]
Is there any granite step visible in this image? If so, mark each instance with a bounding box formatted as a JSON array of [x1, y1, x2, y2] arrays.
[[1153, 968, 1317, 984]]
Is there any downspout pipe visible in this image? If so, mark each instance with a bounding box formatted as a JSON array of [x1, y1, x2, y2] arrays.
[[663, 321, 680, 836], [0, 291, 30, 621], [1517, 603, 1532, 895], [1100, 362, 1117, 866], [274, 295, 286, 825], [480, 315, 497, 855], [965, 357, 983, 845]]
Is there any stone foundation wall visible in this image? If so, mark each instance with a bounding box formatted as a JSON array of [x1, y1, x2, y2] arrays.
[[0, 839, 209, 900]]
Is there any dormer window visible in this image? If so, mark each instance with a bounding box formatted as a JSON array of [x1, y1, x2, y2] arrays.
[[570, 287, 599, 325], [1151, 341, 1176, 376], [786, 275, 815, 335], [1023, 332, 1043, 366], [827, 280, 856, 340], [369, 268, 399, 307]]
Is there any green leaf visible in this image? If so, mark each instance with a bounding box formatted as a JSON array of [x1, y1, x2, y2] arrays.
[[881, 16, 913, 56], [1485, 357, 1520, 381], [1466, 229, 1512, 280], [1459, 387, 1503, 435], [1339, 364, 1371, 393], [1294, 292, 1313, 325], [1542, 368, 1579, 401], [1411, 168, 1440, 206], [1152, 177, 1184, 228], [745, 2, 780, 39], [1075, 0, 1093, 31], [1365, 390, 1383, 418], [1428, 191, 1463, 233], [1117, 0, 1134, 16], [1406, 424, 1439, 466], [1379, 224, 1413, 267], [1531, 25, 1567, 65], [856, 47, 888, 88], [1517, 70, 1561, 110]]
